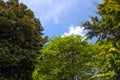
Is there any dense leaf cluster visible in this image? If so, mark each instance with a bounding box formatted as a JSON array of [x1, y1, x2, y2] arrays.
[[33, 35, 93, 80], [0, 0, 47, 80], [91, 40, 120, 80]]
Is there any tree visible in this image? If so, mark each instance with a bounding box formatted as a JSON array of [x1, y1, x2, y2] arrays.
[[0, 0, 47, 79], [32, 35, 93, 80], [90, 40, 120, 80], [82, 0, 120, 41], [82, 0, 120, 79]]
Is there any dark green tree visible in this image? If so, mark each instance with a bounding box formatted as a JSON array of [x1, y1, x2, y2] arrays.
[[0, 0, 47, 79], [33, 35, 93, 80]]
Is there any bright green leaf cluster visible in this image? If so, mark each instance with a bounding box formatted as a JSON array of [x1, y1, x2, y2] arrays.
[[33, 35, 93, 80]]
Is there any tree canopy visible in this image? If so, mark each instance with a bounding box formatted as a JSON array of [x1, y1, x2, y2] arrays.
[[32, 35, 93, 80], [82, 0, 120, 41], [0, 0, 47, 79], [90, 40, 120, 80], [82, 0, 120, 80]]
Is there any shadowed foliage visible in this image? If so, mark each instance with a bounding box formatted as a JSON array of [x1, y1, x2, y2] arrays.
[[0, 0, 47, 79]]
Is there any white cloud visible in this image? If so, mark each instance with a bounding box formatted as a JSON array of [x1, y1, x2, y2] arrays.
[[63, 25, 85, 36]]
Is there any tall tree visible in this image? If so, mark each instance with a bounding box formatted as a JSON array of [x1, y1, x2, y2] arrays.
[[82, 0, 120, 41], [82, 0, 120, 80], [0, 0, 47, 79], [32, 35, 93, 80]]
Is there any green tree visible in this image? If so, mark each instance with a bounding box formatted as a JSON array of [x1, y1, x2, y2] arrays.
[[82, 0, 120, 79], [90, 40, 120, 80], [33, 35, 93, 80], [0, 0, 47, 79], [82, 0, 120, 41]]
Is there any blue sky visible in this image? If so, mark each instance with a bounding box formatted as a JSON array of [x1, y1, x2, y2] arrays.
[[19, 0, 102, 37]]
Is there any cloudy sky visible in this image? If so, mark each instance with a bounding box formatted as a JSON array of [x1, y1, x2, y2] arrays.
[[19, 0, 102, 37]]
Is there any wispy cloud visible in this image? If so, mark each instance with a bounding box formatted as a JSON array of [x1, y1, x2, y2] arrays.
[[19, 0, 78, 24], [39, 0, 78, 24], [63, 25, 85, 36], [19, 0, 100, 24]]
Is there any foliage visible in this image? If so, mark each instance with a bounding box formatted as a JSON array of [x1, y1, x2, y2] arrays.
[[82, 0, 120, 79], [0, 0, 47, 79], [32, 35, 93, 80], [82, 0, 120, 41], [90, 40, 120, 80]]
